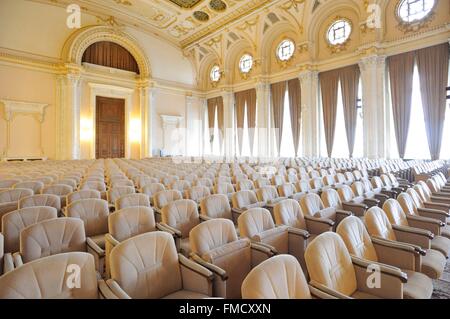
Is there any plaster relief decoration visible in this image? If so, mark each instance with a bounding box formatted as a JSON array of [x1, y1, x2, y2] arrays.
[[160, 114, 184, 156], [0, 99, 48, 158]]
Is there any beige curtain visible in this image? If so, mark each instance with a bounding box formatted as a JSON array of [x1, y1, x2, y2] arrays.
[[235, 91, 247, 155], [319, 69, 340, 157], [339, 65, 360, 158], [417, 43, 449, 160], [216, 96, 224, 153], [207, 98, 216, 148], [271, 81, 287, 156], [247, 89, 257, 155], [288, 78, 301, 156], [388, 51, 415, 159]]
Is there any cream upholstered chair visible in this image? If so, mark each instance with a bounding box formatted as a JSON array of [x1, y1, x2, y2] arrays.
[[12, 217, 86, 267], [231, 190, 265, 216], [238, 207, 309, 276], [381, 174, 408, 192], [106, 186, 135, 210], [0, 179, 22, 189], [80, 181, 107, 199], [255, 178, 271, 189], [337, 185, 376, 217], [140, 183, 165, 206], [57, 178, 78, 190], [42, 184, 73, 208], [337, 216, 433, 299], [277, 183, 304, 201], [365, 207, 446, 280], [67, 190, 101, 206], [189, 218, 274, 299], [0, 252, 115, 299], [299, 193, 349, 230], [413, 183, 450, 214], [170, 180, 191, 193], [105, 206, 157, 278], [185, 186, 211, 204], [152, 189, 183, 222], [106, 232, 213, 299], [160, 199, 199, 257], [241, 255, 335, 299], [213, 182, 235, 201], [115, 193, 150, 211], [13, 181, 44, 195], [236, 180, 255, 191], [382, 199, 450, 258], [256, 186, 287, 208], [0, 189, 33, 227], [18, 194, 61, 216], [199, 194, 238, 223], [371, 176, 398, 198], [66, 198, 109, 276], [1, 206, 57, 253], [320, 188, 354, 219], [352, 181, 387, 206], [305, 232, 407, 299], [398, 191, 450, 238]]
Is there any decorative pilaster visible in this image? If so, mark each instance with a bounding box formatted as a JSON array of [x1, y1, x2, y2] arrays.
[[256, 81, 270, 159], [160, 115, 184, 156], [185, 94, 195, 156], [299, 70, 320, 157], [139, 81, 156, 158], [359, 55, 387, 159]]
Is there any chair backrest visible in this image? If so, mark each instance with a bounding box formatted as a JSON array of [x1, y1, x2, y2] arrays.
[[67, 190, 101, 205], [336, 216, 377, 262], [231, 190, 257, 209], [0, 179, 22, 188], [2, 206, 57, 253], [382, 199, 409, 227], [170, 180, 191, 192], [305, 232, 357, 297], [199, 194, 232, 220], [42, 184, 73, 196], [351, 182, 366, 197], [190, 218, 238, 256], [256, 186, 278, 202], [241, 254, 311, 299], [110, 232, 182, 299], [107, 186, 135, 205], [161, 199, 199, 238], [299, 193, 324, 217], [153, 190, 182, 209], [273, 199, 306, 230], [186, 186, 210, 202], [337, 185, 355, 202], [66, 199, 109, 237], [237, 180, 255, 191], [20, 217, 86, 263], [214, 183, 234, 195], [115, 193, 150, 210], [0, 189, 33, 204], [364, 207, 397, 241], [13, 181, 44, 194], [321, 188, 343, 210], [238, 208, 275, 239], [140, 183, 165, 197], [108, 206, 156, 241], [80, 181, 106, 192], [18, 194, 61, 212], [0, 252, 98, 299], [399, 191, 421, 216]]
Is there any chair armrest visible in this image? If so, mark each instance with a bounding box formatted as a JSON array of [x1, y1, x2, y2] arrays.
[[98, 279, 119, 299], [342, 202, 367, 217], [371, 237, 419, 272], [158, 223, 182, 238], [374, 193, 389, 202], [3, 253, 15, 273], [179, 254, 214, 296], [430, 195, 450, 205], [381, 189, 397, 198], [423, 202, 450, 213], [287, 227, 310, 239], [308, 284, 338, 299], [351, 256, 406, 299], [250, 241, 278, 255], [86, 237, 105, 257], [304, 215, 334, 235], [336, 209, 353, 225], [250, 242, 275, 267], [199, 215, 213, 222], [105, 233, 120, 249], [418, 207, 449, 223], [231, 207, 244, 216], [363, 198, 380, 208], [392, 224, 433, 249], [308, 281, 352, 299], [12, 252, 23, 268], [190, 253, 228, 281], [406, 215, 443, 235], [105, 279, 132, 299]]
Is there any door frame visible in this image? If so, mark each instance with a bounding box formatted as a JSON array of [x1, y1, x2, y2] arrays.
[[88, 82, 133, 159]]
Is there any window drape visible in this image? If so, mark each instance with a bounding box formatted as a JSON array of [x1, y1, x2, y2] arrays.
[[207, 98, 216, 149], [271, 81, 287, 156], [216, 96, 224, 153], [340, 65, 360, 158], [247, 89, 257, 155], [319, 69, 340, 157], [287, 78, 301, 157], [234, 91, 247, 155]]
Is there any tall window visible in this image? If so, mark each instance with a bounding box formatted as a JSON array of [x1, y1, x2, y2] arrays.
[[404, 65, 431, 159], [331, 81, 350, 158], [279, 89, 295, 157], [212, 108, 221, 155]]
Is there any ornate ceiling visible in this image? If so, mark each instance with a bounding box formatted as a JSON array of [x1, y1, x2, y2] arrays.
[[31, 0, 282, 48]]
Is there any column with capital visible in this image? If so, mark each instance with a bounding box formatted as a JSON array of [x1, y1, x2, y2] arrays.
[[139, 81, 156, 158], [221, 90, 235, 161], [256, 81, 270, 159], [359, 55, 387, 159], [56, 72, 82, 160], [299, 70, 320, 157]]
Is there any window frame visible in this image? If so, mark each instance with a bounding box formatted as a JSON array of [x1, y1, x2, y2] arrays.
[[276, 39, 296, 62], [396, 0, 436, 24], [326, 18, 352, 47], [210, 65, 221, 83], [238, 53, 254, 74]]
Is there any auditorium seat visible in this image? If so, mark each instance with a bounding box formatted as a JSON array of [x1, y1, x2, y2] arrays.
[[256, 186, 286, 208], [371, 176, 398, 198], [277, 183, 304, 201], [105, 206, 156, 278], [152, 189, 183, 222], [106, 232, 213, 299], [236, 180, 255, 191], [18, 194, 61, 216], [67, 190, 101, 206], [115, 193, 150, 211], [13, 181, 44, 195], [213, 182, 235, 200], [352, 181, 386, 206], [106, 186, 135, 210], [199, 194, 237, 223], [0, 252, 114, 299], [189, 218, 274, 298], [42, 184, 73, 208], [140, 183, 165, 206], [160, 199, 199, 256], [336, 216, 433, 299], [241, 254, 334, 299], [80, 181, 107, 200], [231, 190, 265, 216], [1, 206, 57, 253], [66, 198, 109, 276], [185, 186, 210, 204], [299, 193, 348, 230], [365, 207, 446, 279], [320, 188, 355, 218], [0, 189, 33, 227], [305, 232, 407, 299], [0, 179, 22, 188]]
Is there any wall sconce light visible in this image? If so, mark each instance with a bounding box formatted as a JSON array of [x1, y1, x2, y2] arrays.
[[129, 118, 141, 143], [80, 118, 93, 141]]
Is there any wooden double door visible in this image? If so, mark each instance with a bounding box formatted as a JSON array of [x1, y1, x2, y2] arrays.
[[95, 96, 125, 159]]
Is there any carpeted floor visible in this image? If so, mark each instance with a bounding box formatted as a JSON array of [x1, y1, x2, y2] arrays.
[[432, 261, 450, 299]]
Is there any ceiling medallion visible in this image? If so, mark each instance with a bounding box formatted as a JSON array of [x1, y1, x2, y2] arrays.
[[209, 0, 227, 12], [193, 11, 210, 22], [168, 0, 202, 9]]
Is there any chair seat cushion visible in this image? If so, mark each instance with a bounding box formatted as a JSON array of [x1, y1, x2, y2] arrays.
[[431, 236, 450, 258], [162, 290, 209, 299], [403, 270, 433, 299], [90, 234, 105, 249], [180, 238, 191, 257], [421, 249, 446, 279], [351, 291, 381, 299]]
